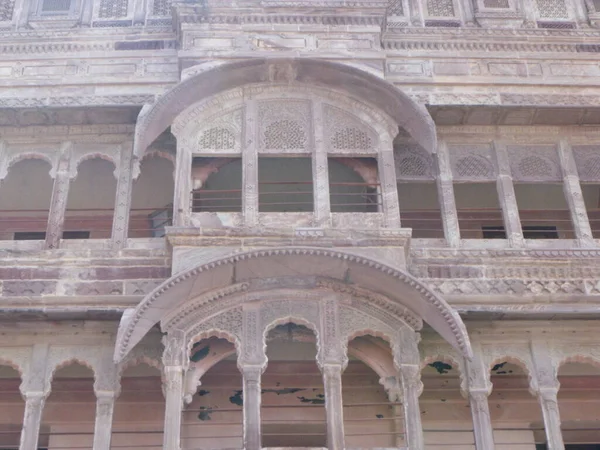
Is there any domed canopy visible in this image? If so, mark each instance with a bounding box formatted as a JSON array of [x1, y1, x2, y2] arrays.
[[132, 58, 438, 159], [114, 247, 471, 363]]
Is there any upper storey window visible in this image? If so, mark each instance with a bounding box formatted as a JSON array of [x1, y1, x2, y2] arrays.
[[39, 0, 73, 15], [534, 0, 575, 28]]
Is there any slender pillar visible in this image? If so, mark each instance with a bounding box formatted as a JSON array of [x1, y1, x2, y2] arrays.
[[468, 389, 495, 450], [312, 101, 331, 227], [558, 139, 594, 247], [45, 143, 73, 249], [530, 342, 564, 450], [464, 348, 495, 450], [407, 0, 425, 25], [381, 376, 404, 447], [172, 144, 192, 227], [111, 142, 135, 249], [163, 366, 184, 450], [322, 364, 345, 450], [537, 387, 565, 450], [493, 142, 524, 247], [243, 100, 259, 226], [241, 365, 263, 450], [378, 139, 401, 228], [399, 364, 424, 450], [93, 391, 117, 450], [162, 331, 187, 450], [435, 141, 460, 247], [19, 392, 47, 450]]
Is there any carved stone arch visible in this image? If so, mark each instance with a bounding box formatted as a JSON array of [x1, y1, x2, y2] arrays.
[[556, 353, 600, 371], [141, 149, 176, 166], [115, 247, 472, 364], [196, 107, 244, 153], [487, 354, 535, 394], [0, 356, 26, 379], [72, 152, 119, 180], [1, 152, 55, 181], [134, 58, 437, 159], [47, 356, 98, 388], [394, 142, 435, 181], [507, 145, 562, 182]]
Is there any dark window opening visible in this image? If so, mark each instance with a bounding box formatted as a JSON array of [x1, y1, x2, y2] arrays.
[[398, 182, 444, 238], [455, 183, 503, 239], [514, 183, 575, 239], [258, 157, 313, 212], [62, 231, 90, 239], [40, 0, 72, 14], [14, 231, 91, 240], [482, 226, 507, 239], [523, 225, 559, 239], [328, 158, 380, 213], [191, 157, 242, 213], [261, 423, 326, 448], [538, 446, 600, 450], [13, 231, 46, 241]]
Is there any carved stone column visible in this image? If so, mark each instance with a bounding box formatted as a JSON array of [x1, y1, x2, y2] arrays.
[[530, 342, 564, 450], [243, 100, 259, 226], [111, 142, 135, 249], [399, 364, 424, 450], [19, 392, 47, 450], [435, 141, 460, 247], [378, 139, 401, 228], [93, 357, 120, 450], [558, 139, 594, 247], [162, 331, 187, 450], [240, 305, 267, 450], [493, 142, 524, 247], [322, 364, 345, 450], [312, 101, 331, 227], [20, 344, 50, 450], [463, 349, 495, 450], [318, 298, 347, 450], [393, 329, 424, 450], [407, 0, 425, 26], [45, 143, 73, 249], [93, 391, 118, 450], [172, 144, 192, 227], [538, 387, 564, 450], [241, 365, 263, 450], [381, 376, 404, 447]]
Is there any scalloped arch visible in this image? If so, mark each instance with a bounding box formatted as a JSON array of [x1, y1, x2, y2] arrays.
[[132, 58, 437, 159], [114, 247, 472, 363]]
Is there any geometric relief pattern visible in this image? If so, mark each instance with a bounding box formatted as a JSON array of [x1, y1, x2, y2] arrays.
[[258, 100, 311, 151], [98, 0, 128, 18], [427, 0, 455, 16], [507, 145, 561, 181], [394, 144, 434, 180], [196, 108, 243, 152], [449, 144, 495, 181], [0, 0, 15, 21], [388, 0, 404, 15], [152, 0, 171, 15], [199, 127, 236, 150], [573, 146, 600, 182], [536, 0, 569, 18], [324, 105, 376, 152]]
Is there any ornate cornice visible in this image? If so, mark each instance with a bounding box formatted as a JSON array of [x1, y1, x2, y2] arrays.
[[0, 95, 154, 108]]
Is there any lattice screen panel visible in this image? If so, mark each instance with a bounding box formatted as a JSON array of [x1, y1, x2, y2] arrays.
[[483, 0, 509, 8], [152, 0, 171, 16], [536, 0, 569, 19], [98, 0, 128, 18], [388, 0, 404, 15], [427, 0, 455, 16], [41, 0, 72, 13], [0, 0, 15, 20]]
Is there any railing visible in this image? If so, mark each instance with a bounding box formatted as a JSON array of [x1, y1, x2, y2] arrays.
[[2, 206, 599, 241], [0, 207, 172, 240]]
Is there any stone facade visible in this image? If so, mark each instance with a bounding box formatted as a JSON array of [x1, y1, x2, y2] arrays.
[[1, 1, 600, 449]]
